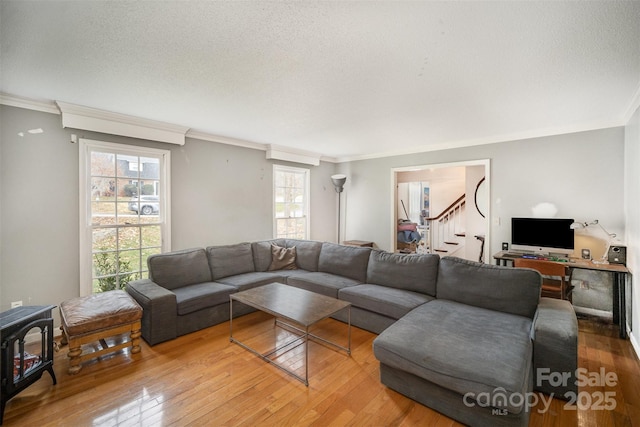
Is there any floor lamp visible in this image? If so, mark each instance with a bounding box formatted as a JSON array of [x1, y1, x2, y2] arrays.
[[331, 174, 347, 243]]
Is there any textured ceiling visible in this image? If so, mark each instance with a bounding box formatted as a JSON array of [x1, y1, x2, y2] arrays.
[[2, 1, 639, 161]]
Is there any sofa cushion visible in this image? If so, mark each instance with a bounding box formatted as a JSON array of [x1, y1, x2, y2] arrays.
[[207, 243, 255, 280], [533, 297, 579, 397], [373, 300, 533, 414], [366, 250, 439, 296], [267, 269, 314, 282], [318, 242, 371, 282], [215, 272, 287, 291], [339, 284, 434, 320], [285, 239, 322, 271], [173, 282, 236, 315], [268, 244, 297, 271], [287, 272, 361, 298], [148, 248, 212, 290], [436, 256, 541, 319], [252, 239, 286, 272]]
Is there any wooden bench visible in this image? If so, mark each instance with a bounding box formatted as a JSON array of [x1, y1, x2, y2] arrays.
[[59, 290, 142, 374]]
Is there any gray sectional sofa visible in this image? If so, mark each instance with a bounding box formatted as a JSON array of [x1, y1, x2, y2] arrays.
[[126, 239, 578, 427]]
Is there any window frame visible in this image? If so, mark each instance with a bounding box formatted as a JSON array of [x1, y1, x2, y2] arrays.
[[273, 164, 310, 240], [79, 138, 171, 296]]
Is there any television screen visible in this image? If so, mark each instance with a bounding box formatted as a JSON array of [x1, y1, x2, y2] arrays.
[[511, 218, 574, 255]]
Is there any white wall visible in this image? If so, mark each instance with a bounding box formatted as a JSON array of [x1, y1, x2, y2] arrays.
[[337, 127, 625, 257], [0, 105, 337, 321], [1, 106, 80, 316], [170, 137, 337, 248], [397, 167, 466, 218], [624, 104, 640, 356], [465, 165, 487, 262]]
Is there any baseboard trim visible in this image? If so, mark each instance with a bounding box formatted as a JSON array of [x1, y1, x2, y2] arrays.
[[630, 331, 640, 362]]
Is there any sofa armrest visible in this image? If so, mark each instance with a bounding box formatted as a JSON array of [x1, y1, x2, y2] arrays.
[[126, 279, 177, 346], [531, 297, 578, 398]]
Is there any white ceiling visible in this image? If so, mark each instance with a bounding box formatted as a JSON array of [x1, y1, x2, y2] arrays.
[[2, 1, 640, 161]]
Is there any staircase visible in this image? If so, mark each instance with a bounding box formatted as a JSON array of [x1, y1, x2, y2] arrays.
[[424, 194, 466, 256]]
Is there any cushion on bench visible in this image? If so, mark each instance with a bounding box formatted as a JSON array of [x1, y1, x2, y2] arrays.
[[60, 290, 142, 336]]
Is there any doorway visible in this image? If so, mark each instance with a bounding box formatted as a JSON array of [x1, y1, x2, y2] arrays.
[[391, 159, 490, 262]]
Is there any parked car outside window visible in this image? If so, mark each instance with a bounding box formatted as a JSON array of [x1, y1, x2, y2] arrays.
[[128, 195, 159, 215]]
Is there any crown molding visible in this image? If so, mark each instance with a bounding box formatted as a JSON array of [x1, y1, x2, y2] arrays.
[[266, 144, 322, 166], [187, 132, 336, 164], [622, 80, 640, 124], [334, 119, 625, 163], [56, 101, 190, 145], [0, 93, 60, 114], [1, 93, 331, 163], [1, 91, 632, 163], [319, 154, 339, 163], [186, 130, 266, 151]]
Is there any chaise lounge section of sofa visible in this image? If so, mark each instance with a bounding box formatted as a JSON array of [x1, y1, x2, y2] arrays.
[[372, 257, 578, 427], [126, 239, 578, 427]]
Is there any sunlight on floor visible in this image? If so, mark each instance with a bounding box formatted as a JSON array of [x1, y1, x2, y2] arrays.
[[92, 388, 164, 426]]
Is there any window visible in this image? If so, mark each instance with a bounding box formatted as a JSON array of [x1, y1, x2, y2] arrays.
[[273, 165, 310, 239], [129, 161, 143, 172], [79, 139, 171, 296]]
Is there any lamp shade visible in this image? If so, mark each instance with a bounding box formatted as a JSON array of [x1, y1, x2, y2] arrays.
[[331, 174, 347, 193]]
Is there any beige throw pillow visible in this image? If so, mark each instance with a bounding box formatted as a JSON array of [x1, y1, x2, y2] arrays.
[[268, 244, 297, 271]]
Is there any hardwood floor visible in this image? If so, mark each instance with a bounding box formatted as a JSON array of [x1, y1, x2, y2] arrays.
[[3, 313, 639, 426]]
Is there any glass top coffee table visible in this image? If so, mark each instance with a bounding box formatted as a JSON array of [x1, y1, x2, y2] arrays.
[[230, 283, 351, 386]]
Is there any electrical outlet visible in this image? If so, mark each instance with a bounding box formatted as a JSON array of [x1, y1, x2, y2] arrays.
[[11, 300, 23, 308]]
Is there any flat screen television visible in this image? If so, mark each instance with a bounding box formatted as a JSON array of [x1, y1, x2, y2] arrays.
[[511, 217, 575, 256]]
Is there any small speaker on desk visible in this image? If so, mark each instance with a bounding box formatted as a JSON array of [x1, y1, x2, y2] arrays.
[[607, 246, 626, 265]]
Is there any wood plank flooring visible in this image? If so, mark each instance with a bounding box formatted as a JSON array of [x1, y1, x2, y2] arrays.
[[3, 313, 639, 426]]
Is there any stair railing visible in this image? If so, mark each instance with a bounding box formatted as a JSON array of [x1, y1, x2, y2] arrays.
[[423, 194, 466, 254]]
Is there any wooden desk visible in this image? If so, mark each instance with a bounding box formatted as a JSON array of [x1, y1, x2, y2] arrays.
[[493, 251, 630, 339]]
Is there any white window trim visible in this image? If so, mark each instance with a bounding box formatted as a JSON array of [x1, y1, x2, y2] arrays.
[[79, 138, 171, 296], [273, 164, 310, 239]]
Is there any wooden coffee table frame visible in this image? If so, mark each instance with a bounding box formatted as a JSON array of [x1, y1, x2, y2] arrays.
[[230, 283, 351, 386]]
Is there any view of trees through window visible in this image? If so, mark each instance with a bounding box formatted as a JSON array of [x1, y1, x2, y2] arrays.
[[89, 150, 163, 293], [274, 165, 309, 239]]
